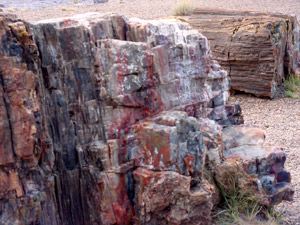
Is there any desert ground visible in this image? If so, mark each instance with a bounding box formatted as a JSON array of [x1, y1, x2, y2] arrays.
[[0, 0, 298, 22], [2, 0, 300, 224]]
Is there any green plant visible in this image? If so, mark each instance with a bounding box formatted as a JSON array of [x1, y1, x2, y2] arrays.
[[213, 174, 281, 225], [262, 206, 283, 224], [284, 74, 300, 98], [173, 0, 196, 16], [284, 90, 297, 98]]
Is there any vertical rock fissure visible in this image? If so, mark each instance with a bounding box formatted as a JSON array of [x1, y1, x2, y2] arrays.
[[91, 33, 107, 144], [284, 19, 292, 76], [78, 169, 89, 224], [94, 67, 107, 144], [34, 32, 77, 225], [0, 71, 16, 159], [228, 52, 232, 78]]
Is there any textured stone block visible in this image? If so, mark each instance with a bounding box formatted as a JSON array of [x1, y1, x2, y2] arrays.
[[123, 111, 204, 175], [216, 125, 294, 206], [133, 167, 217, 225], [189, 8, 300, 98], [0, 12, 292, 225]]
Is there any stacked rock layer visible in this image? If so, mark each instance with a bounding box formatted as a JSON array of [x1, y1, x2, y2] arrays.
[[0, 12, 293, 224], [189, 8, 300, 98]]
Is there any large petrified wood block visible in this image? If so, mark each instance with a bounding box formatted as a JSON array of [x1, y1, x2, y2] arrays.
[[189, 8, 300, 98], [0, 12, 293, 225]]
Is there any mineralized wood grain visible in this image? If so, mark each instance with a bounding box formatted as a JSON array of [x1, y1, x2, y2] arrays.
[[0, 12, 233, 225], [189, 8, 300, 98], [0, 12, 293, 225]]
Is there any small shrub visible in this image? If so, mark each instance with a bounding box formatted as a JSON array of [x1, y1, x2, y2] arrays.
[[173, 0, 196, 16], [284, 90, 297, 98], [284, 74, 300, 98]]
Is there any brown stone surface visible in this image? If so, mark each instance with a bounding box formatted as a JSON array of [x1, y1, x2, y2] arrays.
[[0, 12, 293, 224], [133, 168, 217, 225], [189, 8, 300, 98]]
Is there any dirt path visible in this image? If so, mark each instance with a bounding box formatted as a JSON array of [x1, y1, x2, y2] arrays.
[[231, 94, 300, 225]]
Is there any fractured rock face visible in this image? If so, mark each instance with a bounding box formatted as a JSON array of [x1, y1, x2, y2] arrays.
[[123, 111, 205, 175], [133, 168, 218, 225], [217, 125, 294, 206], [0, 12, 293, 225], [189, 8, 300, 98]]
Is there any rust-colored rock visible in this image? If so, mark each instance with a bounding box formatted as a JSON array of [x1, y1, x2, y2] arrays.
[[0, 14, 39, 165], [189, 8, 300, 98], [133, 168, 217, 225]]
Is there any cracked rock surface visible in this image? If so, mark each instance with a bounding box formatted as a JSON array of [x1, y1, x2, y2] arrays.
[[189, 8, 300, 98], [0, 12, 294, 224]]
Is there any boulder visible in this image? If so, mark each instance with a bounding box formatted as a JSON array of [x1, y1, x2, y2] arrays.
[[217, 125, 294, 206], [198, 121, 294, 206], [0, 12, 293, 225], [133, 168, 218, 225], [189, 8, 300, 98]]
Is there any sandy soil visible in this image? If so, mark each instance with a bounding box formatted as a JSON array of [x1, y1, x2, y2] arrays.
[[2, 0, 300, 224]]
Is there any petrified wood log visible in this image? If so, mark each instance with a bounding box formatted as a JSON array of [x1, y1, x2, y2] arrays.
[[189, 8, 300, 98], [0, 12, 293, 225]]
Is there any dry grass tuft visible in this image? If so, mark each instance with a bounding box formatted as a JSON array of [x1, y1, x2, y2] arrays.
[[7, 7, 15, 12], [60, 7, 75, 11], [234, 213, 279, 225], [173, 0, 196, 16], [284, 74, 300, 98], [213, 174, 282, 225]]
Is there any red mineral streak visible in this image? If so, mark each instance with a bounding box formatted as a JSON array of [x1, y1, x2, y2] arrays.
[[62, 19, 78, 28], [111, 175, 133, 225], [136, 125, 171, 169], [145, 48, 155, 88], [109, 109, 143, 139], [0, 57, 37, 159], [184, 154, 195, 175]]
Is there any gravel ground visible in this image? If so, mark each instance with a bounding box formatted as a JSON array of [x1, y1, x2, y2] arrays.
[[2, 0, 94, 10], [2, 0, 300, 223], [231, 94, 300, 225], [1, 0, 299, 22]]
